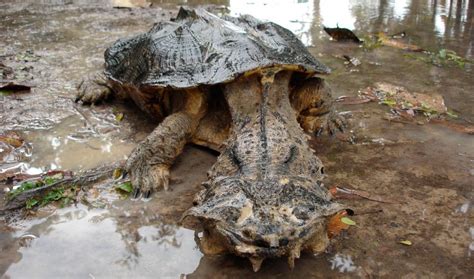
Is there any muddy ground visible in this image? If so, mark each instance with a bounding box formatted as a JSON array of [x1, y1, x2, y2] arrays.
[[0, 0, 473, 278]]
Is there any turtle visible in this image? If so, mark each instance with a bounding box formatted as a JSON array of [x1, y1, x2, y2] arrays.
[[76, 7, 346, 271]]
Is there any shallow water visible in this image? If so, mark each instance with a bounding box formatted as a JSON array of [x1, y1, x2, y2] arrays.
[[1, 0, 473, 278]]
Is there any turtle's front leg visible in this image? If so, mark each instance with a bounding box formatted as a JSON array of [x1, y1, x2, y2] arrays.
[[290, 77, 346, 136], [126, 89, 207, 198], [75, 72, 113, 104], [126, 112, 194, 198]]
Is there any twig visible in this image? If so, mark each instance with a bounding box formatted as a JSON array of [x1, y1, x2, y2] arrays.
[[1, 161, 125, 211]]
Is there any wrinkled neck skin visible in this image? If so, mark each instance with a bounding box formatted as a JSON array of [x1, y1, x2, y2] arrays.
[[182, 71, 342, 271], [225, 72, 321, 181]]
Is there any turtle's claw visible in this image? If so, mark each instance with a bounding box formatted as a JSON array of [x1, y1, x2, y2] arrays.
[[132, 187, 141, 199], [315, 127, 324, 137], [126, 156, 171, 199], [75, 72, 112, 105], [334, 116, 346, 133], [143, 190, 152, 199]]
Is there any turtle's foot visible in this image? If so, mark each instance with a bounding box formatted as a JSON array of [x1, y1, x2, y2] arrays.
[[75, 72, 112, 105], [300, 111, 347, 137], [126, 158, 170, 199]]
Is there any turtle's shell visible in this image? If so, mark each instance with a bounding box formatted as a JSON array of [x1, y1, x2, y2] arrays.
[[104, 7, 330, 89]]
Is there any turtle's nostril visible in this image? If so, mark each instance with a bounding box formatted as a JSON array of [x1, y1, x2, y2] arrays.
[[254, 238, 270, 248], [242, 229, 252, 238], [279, 237, 289, 246]]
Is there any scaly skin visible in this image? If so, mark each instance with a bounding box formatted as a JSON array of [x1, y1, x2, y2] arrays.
[[182, 71, 343, 270], [76, 69, 344, 270]]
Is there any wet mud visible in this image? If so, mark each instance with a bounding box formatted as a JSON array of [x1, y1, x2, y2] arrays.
[[1, 0, 473, 278]]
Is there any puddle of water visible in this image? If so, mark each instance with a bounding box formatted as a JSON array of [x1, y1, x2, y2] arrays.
[[5, 205, 201, 278], [25, 114, 135, 171], [1, 0, 473, 277]]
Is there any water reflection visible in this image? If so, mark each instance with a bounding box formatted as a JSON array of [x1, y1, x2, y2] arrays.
[[5, 205, 202, 278], [220, 0, 473, 57], [27, 113, 135, 171], [229, 0, 315, 45]]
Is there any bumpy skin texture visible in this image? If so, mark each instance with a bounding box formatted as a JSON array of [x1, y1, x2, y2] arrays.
[[103, 8, 330, 89], [182, 72, 342, 270], [75, 8, 345, 270]]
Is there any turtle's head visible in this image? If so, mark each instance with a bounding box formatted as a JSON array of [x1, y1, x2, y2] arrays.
[[181, 175, 343, 271]]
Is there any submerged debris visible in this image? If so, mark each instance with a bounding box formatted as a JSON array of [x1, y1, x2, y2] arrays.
[[362, 31, 424, 52], [329, 185, 393, 203], [324, 26, 361, 43], [337, 83, 473, 134], [327, 210, 354, 238], [1, 162, 125, 211], [377, 32, 424, 52], [337, 82, 449, 118], [404, 48, 473, 68], [0, 131, 24, 149], [361, 82, 448, 115], [343, 55, 361, 67], [365, 83, 474, 134]]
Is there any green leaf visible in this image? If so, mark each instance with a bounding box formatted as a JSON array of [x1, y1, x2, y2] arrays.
[[116, 181, 133, 193], [26, 198, 39, 209], [446, 110, 459, 119], [40, 188, 65, 206], [43, 177, 57, 185], [381, 99, 397, 107], [8, 180, 43, 198], [115, 112, 124, 122], [340, 217, 356, 226]]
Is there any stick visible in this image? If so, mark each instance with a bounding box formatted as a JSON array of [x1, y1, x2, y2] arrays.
[[0, 161, 125, 212]]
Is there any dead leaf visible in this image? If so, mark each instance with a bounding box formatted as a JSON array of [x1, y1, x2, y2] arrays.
[[0, 131, 24, 148], [113, 168, 123, 179], [399, 240, 412, 246], [324, 26, 361, 43], [362, 82, 447, 115], [327, 211, 350, 238]]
